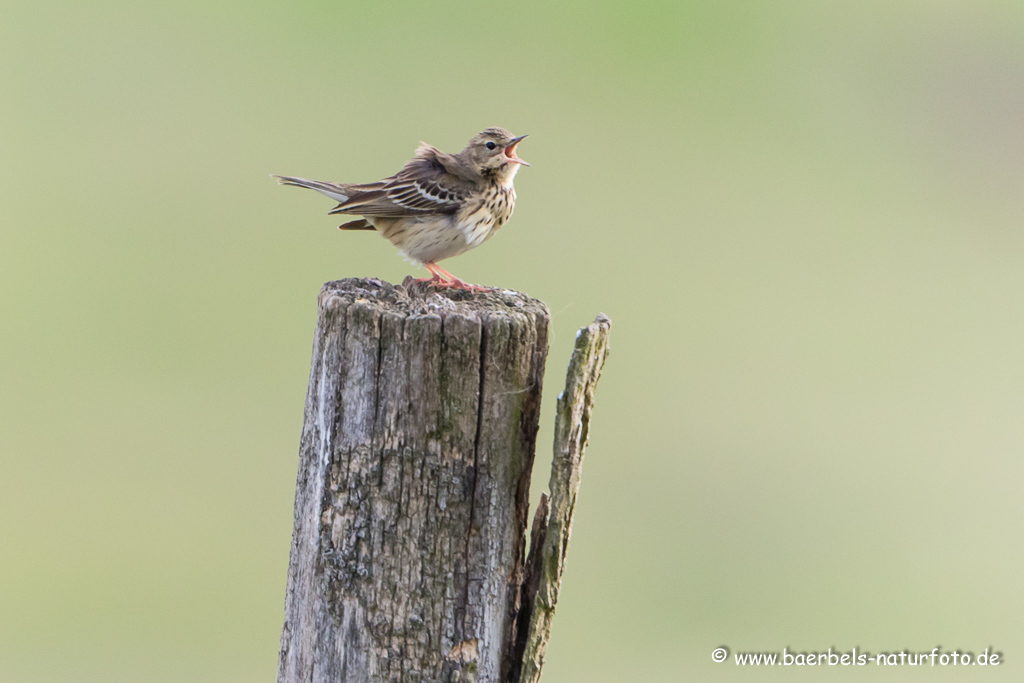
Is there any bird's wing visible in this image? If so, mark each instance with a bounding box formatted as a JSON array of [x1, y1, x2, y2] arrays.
[[328, 149, 474, 218]]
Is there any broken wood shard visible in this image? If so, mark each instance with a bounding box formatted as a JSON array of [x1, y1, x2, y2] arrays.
[[512, 314, 612, 683]]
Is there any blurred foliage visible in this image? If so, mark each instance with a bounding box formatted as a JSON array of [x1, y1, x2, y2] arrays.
[[2, 1, 1024, 680]]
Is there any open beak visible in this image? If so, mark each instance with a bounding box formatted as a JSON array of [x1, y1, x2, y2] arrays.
[[503, 134, 530, 166]]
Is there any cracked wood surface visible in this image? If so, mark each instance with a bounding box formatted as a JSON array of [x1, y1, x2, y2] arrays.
[[278, 278, 550, 683]]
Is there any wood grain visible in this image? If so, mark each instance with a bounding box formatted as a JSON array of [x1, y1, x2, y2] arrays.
[[278, 278, 550, 683]]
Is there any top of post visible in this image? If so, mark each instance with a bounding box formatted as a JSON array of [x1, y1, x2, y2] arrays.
[[317, 277, 550, 321]]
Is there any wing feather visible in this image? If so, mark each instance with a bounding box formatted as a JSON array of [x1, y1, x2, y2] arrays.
[[323, 146, 476, 218]]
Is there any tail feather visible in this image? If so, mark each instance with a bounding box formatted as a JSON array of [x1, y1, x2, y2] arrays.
[[338, 219, 374, 231], [272, 175, 350, 203]]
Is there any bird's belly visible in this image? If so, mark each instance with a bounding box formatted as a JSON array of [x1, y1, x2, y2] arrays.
[[373, 215, 473, 264]]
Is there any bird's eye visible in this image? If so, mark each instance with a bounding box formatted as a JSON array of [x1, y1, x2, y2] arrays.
[[485, 141, 496, 150]]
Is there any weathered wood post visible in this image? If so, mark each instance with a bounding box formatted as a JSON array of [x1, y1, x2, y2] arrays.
[[278, 278, 609, 683]]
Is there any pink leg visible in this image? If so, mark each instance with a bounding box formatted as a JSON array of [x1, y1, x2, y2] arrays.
[[411, 263, 454, 285], [429, 264, 491, 292]]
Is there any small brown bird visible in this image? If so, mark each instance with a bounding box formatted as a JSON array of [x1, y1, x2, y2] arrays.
[[274, 128, 529, 290]]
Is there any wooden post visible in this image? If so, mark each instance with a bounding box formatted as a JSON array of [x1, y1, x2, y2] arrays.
[[277, 278, 609, 683]]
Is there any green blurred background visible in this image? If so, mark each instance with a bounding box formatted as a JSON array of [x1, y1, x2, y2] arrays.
[[3, 1, 1023, 680]]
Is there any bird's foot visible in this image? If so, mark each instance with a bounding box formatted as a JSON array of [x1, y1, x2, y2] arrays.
[[411, 275, 450, 286], [420, 264, 492, 292], [444, 278, 492, 292], [414, 276, 490, 292]]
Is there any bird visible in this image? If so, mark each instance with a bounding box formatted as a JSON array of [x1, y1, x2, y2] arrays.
[[274, 128, 529, 291]]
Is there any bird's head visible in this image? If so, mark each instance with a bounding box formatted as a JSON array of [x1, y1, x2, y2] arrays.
[[462, 127, 529, 180]]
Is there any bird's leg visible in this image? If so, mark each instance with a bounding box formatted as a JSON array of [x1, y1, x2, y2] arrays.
[[429, 264, 491, 292], [413, 263, 490, 291], [411, 263, 454, 286]]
